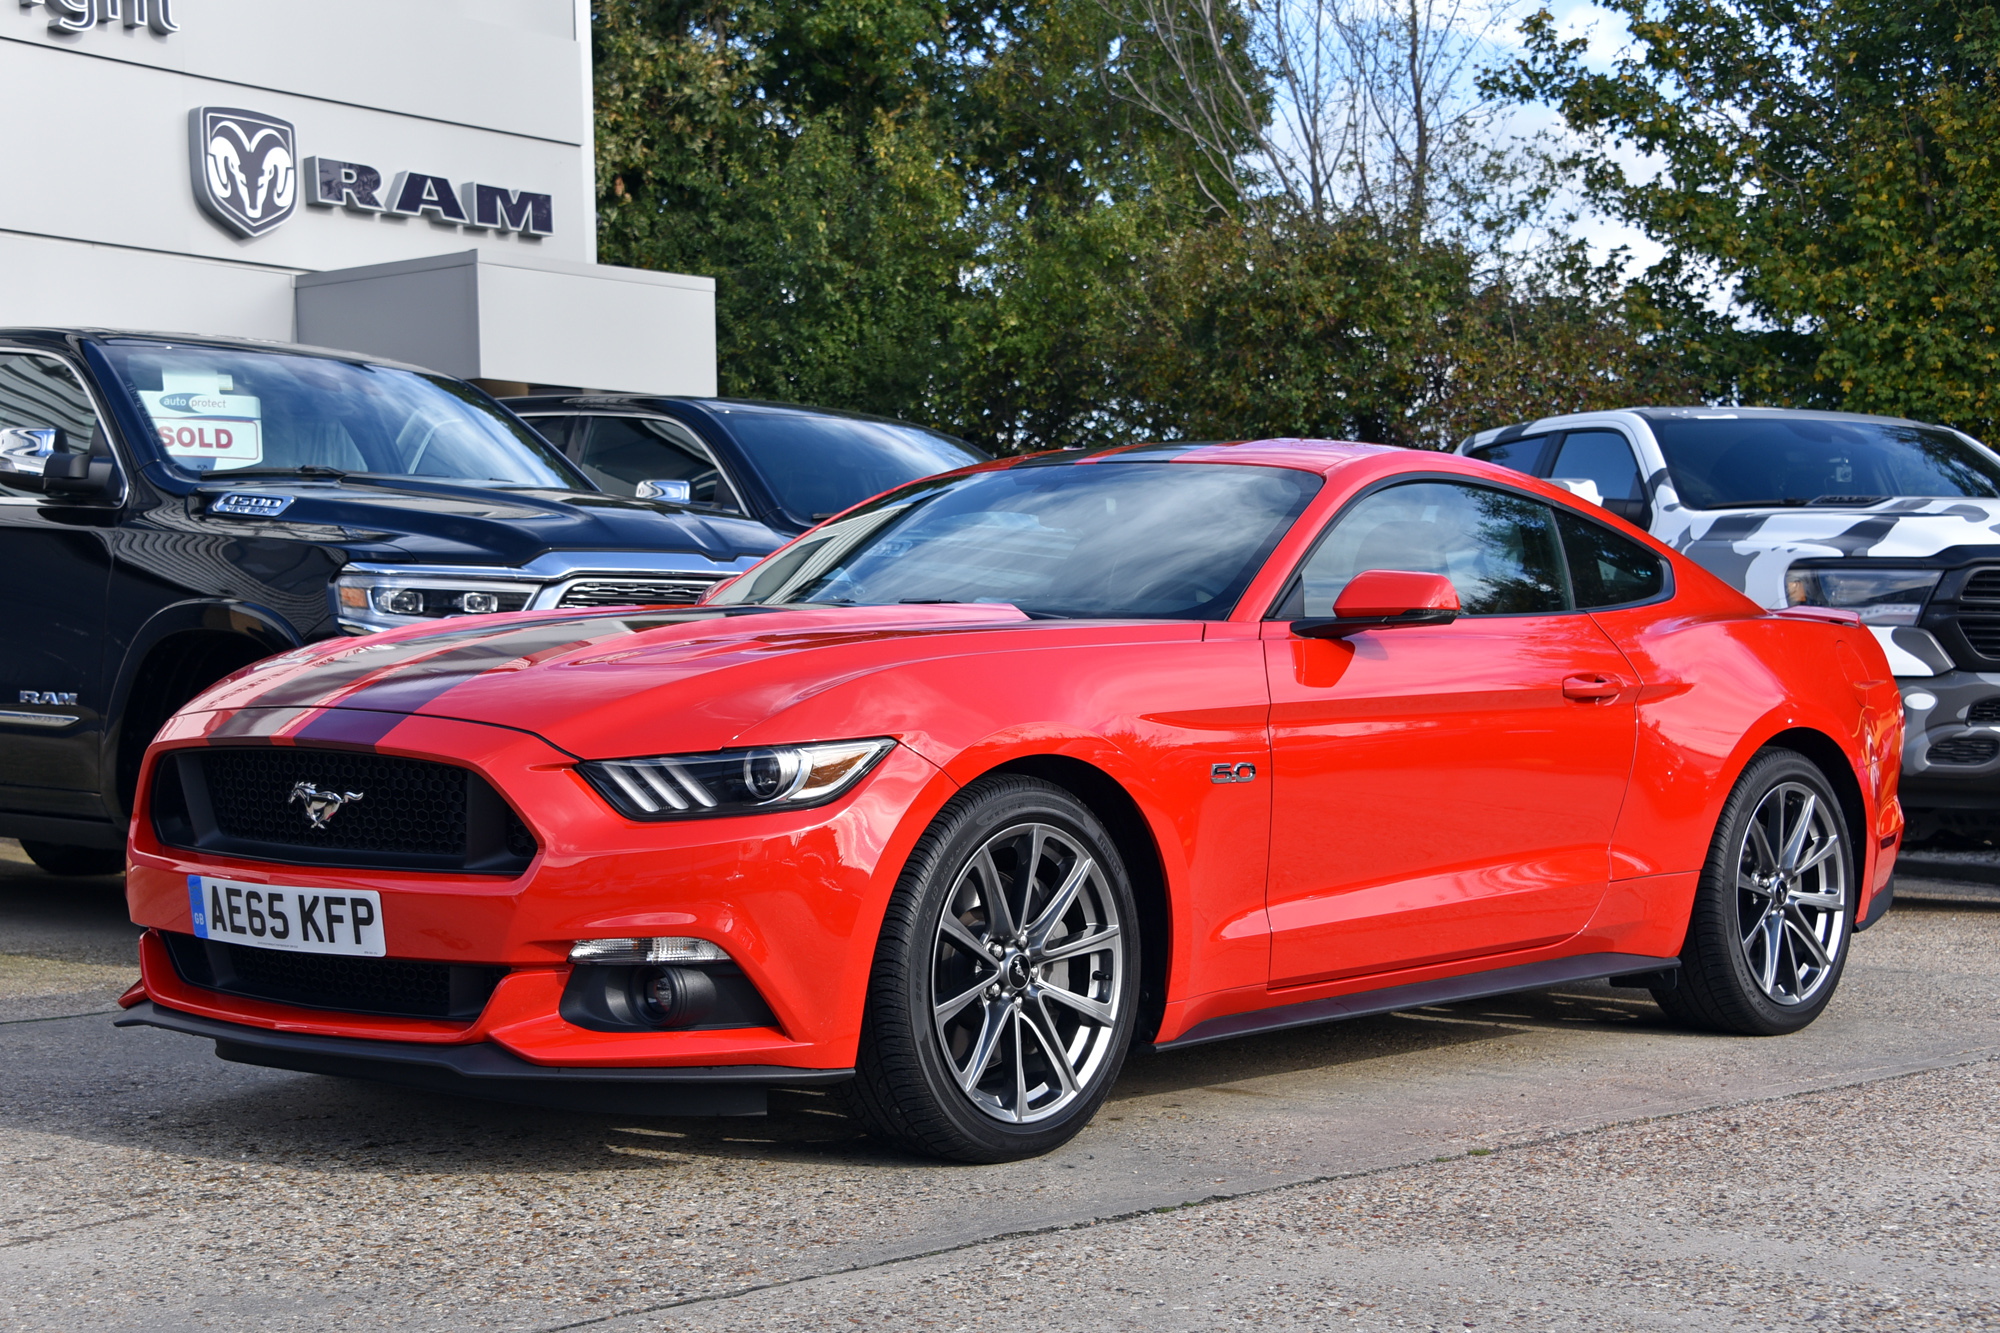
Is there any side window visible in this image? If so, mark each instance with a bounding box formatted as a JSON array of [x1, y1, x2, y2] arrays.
[[1288, 480, 1569, 617], [0, 353, 100, 499], [523, 415, 582, 453], [1549, 430, 1647, 524], [575, 417, 743, 513], [1555, 509, 1667, 608], [1468, 435, 1549, 475]]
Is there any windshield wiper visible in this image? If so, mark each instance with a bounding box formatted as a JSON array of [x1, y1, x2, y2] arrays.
[[209, 465, 351, 480], [1808, 494, 1890, 506]]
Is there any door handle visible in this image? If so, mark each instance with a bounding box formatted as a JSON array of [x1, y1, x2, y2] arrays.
[[1562, 673, 1625, 701]]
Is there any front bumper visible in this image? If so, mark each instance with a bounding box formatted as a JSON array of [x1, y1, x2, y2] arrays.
[[124, 711, 955, 1075], [117, 1000, 849, 1115], [1898, 671, 2000, 832]]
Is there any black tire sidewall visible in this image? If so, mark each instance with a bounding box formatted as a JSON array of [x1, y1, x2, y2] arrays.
[[1673, 750, 1856, 1036], [865, 776, 1140, 1162]]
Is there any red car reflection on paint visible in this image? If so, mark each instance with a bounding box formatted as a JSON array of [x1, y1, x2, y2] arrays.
[[120, 441, 1904, 1161]]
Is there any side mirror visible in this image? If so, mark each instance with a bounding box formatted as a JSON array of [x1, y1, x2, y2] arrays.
[[1292, 569, 1460, 640], [636, 478, 693, 504], [1550, 477, 1605, 507], [0, 426, 64, 478]]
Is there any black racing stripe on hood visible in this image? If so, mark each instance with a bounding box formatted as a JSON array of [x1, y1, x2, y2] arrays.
[[248, 615, 630, 709], [330, 620, 638, 715], [292, 707, 409, 748]]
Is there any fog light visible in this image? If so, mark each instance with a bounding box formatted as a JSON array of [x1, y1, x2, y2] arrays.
[[640, 966, 718, 1026], [569, 936, 731, 965]]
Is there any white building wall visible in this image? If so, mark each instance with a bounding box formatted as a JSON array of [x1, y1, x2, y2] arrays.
[[0, 1, 712, 392]]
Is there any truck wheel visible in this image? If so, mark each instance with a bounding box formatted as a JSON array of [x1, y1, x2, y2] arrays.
[[844, 776, 1139, 1162], [18, 840, 124, 877], [1653, 750, 1854, 1036]]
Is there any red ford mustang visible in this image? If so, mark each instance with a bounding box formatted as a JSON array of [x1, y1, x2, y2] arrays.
[[119, 441, 1904, 1161]]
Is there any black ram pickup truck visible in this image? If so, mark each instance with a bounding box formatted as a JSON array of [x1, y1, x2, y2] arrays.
[[0, 330, 783, 874]]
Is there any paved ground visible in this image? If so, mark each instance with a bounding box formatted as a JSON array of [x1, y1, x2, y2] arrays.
[[2, 839, 1998, 1330]]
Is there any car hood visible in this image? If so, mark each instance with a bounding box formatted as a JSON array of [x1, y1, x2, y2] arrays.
[[191, 475, 782, 566], [179, 603, 1168, 758], [1658, 497, 2000, 608]]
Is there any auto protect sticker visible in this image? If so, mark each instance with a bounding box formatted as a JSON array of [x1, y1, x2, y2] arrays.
[[140, 387, 264, 470]]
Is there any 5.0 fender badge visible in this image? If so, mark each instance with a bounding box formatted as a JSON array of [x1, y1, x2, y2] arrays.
[[1211, 762, 1258, 784]]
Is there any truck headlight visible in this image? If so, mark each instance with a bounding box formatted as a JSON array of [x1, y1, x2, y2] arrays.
[[579, 739, 895, 820], [333, 569, 536, 633], [1784, 565, 1940, 625]]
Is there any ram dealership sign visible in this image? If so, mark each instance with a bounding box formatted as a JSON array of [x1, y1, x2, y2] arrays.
[[188, 107, 555, 241], [24, 0, 179, 34]]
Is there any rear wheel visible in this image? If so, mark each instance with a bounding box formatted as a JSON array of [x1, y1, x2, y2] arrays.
[[1654, 750, 1853, 1035], [18, 840, 124, 877], [845, 776, 1139, 1162]]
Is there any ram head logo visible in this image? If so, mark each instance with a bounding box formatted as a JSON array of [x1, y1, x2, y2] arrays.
[[190, 107, 298, 239], [289, 782, 363, 831]]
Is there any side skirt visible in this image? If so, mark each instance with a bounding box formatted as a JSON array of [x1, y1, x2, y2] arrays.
[[1153, 951, 1681, 1052]]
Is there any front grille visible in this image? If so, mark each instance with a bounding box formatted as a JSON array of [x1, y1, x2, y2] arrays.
[[1968, 698, 2000, 724], [1954, 614, 2000, 661], [204, 749, 466, 855], [557, 576, 723, 608], [1962, 568, 2000, 604], [1928, 735, 2000, 766], [161, 931, 505, 1020], [153, 747, 538, 875]]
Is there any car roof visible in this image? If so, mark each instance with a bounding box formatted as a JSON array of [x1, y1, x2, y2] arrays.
[[0, 327, 444, 377], [502, 392, 981, 443], [1465, 404, 1950, 449]]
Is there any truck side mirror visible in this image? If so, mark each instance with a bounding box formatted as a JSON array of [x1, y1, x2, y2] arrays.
[[0, 426, 65, 479], [636, 478, 693, 504], [1292, 569, 1460, 640]]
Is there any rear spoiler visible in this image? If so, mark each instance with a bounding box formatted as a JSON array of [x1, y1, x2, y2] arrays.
[[1769, 606, 1864, 627]]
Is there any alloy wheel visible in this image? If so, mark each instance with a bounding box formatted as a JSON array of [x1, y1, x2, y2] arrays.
[[1734, 781, 1847, 1006], [929, 822, 1124, 1123]]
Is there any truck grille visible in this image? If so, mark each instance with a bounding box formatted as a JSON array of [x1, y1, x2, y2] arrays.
[[152, 747, 538, 875], [556, 576, 723, 608], [161, 931, 505, 1021], [1960, 568, 2000, 604], [1953, 615, 2000, 661]]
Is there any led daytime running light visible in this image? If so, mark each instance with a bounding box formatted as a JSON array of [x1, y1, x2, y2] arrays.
[[581, 739, 895, 820]]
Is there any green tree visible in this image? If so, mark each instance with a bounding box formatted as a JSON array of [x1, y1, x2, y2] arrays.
[[1492, 0, 2000, 435]]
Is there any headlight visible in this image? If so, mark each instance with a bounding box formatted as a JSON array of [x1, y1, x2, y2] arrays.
[[333, 568, 536, 634], [1784, 565, 1941, 625], [579, 739, 895, 820]]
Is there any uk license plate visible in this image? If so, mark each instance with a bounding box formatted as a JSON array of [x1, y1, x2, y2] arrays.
[[188, 875, 385, 957]]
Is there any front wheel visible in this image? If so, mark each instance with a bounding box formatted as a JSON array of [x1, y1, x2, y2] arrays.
[[845, 776, 1140, 1162], [1654, 750, 1854, 1036]]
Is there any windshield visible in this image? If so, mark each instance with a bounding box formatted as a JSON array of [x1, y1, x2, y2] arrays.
[[96, 341, 588, 488], [1653, 415, 2000, 508], [720, 406, 987, 524], [710, 460, 1321, 619]]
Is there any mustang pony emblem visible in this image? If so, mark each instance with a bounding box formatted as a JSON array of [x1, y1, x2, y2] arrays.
[[289, 782, 363, 831]]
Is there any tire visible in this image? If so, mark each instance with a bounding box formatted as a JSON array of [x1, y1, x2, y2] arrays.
[[18, 840, 124, 878], [845, 775, 1140, 1162], [1653, 749, 1855, 1036]]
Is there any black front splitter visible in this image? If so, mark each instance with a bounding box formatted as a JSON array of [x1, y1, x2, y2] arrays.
[[117, 1000, 851, 1117]]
